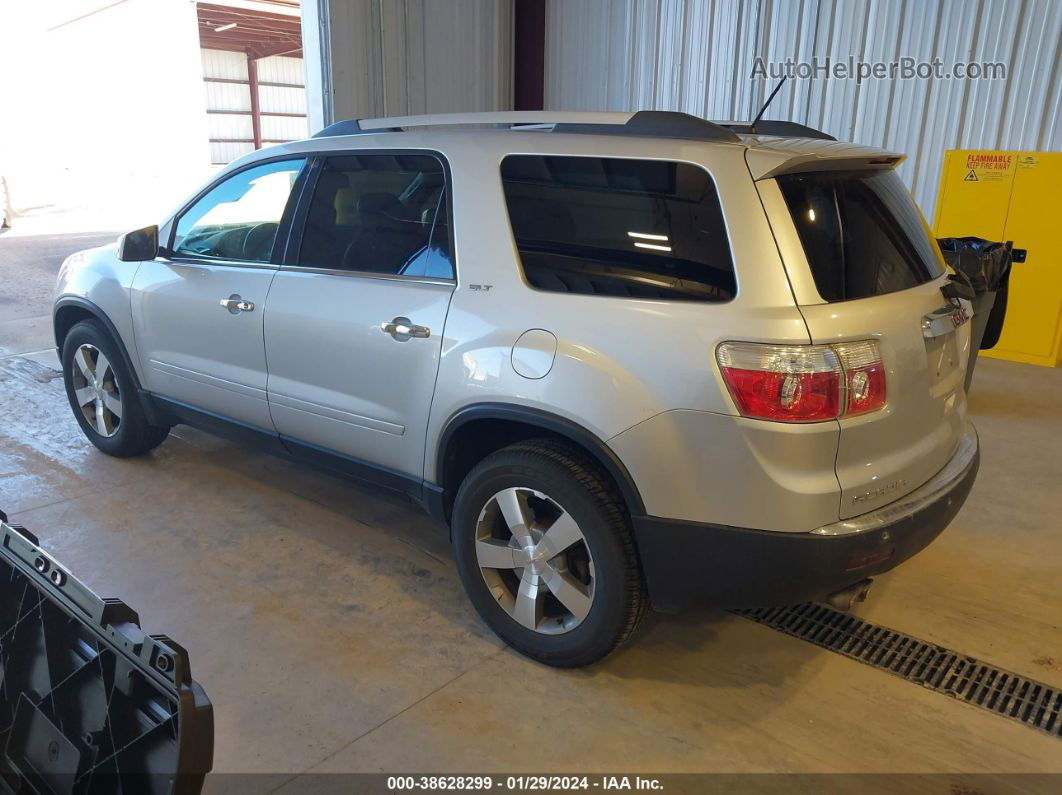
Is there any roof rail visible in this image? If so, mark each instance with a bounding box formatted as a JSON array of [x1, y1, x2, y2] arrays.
[[720, 120, 836, 141], [312, 111, 742, 143], [359, 111, 635, 130], [554, 111, 740, 142], [312, 119, 400, 137]]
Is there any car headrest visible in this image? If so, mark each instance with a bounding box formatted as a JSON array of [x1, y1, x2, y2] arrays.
[[334, 188, 358, 226], [307, 171, 350, 225], [358, 193, 415, 222]]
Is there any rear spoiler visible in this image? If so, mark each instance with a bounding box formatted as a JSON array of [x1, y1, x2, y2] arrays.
[[720, 120, 836, 141], [745, 141, 905, 180]]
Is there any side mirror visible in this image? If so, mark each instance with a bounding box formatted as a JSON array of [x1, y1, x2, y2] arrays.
[[117, 225, 159, 262]]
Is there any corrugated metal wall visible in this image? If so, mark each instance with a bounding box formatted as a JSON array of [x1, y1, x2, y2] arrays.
[[202, 49, 254, 165], [201, 49, 308, 165], [545, 0, 1062, 216], [258, 55, 310, 143], [323, 0, 513, 124]]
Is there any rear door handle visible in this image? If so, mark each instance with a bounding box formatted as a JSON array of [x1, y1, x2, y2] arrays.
[[381, 316, 430, 341], [220, 294, 255, 314]]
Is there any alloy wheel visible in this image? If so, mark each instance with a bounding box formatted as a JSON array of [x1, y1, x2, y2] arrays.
[[70, 343, 122, 438], [475, 486, 596, 635]]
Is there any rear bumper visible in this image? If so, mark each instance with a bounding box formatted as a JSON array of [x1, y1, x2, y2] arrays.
[[632, 423, 979, 611]]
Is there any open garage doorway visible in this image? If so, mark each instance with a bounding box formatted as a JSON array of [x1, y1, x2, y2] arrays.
[[0, 0, 310, 235], [196, 1, 309, 166]]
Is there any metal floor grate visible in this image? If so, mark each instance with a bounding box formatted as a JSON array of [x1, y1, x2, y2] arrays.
[[738, 603, 1062, 739]]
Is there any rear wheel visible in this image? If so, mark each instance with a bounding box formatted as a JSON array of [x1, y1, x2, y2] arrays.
[[61, 320, 169, 457], [452, 439, 646, 667]]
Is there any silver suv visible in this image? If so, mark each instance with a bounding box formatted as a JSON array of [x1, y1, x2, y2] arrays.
[[53, 111, 979, 666]]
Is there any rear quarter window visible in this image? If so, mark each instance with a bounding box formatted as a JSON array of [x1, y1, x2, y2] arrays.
[[500, 155, 736, 302], [777, 169, 944, 302]]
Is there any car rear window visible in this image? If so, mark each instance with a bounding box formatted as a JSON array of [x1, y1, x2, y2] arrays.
[[777, 169, 944, 302], [500, 155, 736, 302]]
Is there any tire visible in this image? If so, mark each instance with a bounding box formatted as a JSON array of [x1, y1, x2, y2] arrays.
[[61, 320, 169, 457], [452, 439, 646, 667]]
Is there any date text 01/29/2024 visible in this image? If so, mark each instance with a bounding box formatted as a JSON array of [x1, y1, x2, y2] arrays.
[[386, 775, 664, 791]]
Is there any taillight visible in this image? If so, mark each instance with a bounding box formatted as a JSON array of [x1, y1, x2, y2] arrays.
[[833, 340, 887, 416], [716, 343, 841, 422], [717, 340, 885, 423]]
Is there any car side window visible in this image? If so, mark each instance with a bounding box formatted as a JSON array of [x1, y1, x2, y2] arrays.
[[500, 155, 736, 302], [295, 153, 454, 279], [172, 158, 306, 263]]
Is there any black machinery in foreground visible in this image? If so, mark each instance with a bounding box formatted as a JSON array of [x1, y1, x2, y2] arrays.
[[0, 512, 213, 795]]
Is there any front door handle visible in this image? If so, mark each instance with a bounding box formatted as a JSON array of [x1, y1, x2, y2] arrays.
[[220, 294, 255, 314], [381, 316, 430, 341]]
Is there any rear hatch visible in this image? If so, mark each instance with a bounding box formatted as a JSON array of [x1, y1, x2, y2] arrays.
[[758, 152, 971, 518]]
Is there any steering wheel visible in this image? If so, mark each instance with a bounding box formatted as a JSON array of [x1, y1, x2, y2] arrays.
[[242, 223, 279, 262]]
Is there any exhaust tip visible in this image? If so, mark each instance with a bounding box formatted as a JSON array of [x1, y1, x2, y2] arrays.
[[825, 578, 873, 611]]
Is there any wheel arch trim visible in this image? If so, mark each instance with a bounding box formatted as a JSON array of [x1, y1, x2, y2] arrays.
[[53, 296, 143, 392], [434, 402, 647, 517]]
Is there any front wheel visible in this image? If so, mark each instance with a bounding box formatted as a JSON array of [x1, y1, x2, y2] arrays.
[[452, 440, 646, 667], [61, 320, 169, 457]]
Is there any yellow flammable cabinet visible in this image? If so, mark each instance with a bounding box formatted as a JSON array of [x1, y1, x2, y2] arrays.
[[934, 150, 1062, 367]]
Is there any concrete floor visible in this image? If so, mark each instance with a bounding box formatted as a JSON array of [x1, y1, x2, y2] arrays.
[[0, 228, 117, 363], [1, 233, 1060, 787]]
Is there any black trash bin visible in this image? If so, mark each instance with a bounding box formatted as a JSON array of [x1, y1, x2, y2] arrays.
[[936, 237, 1018, 392]]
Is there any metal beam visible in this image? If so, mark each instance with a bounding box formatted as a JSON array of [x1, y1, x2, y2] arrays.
[[203, 76, 305, 89], [207, 109, 306, 118], [514, 0, 545, 111], [248, 56, 262, 150], [300, 0, 331, 132]]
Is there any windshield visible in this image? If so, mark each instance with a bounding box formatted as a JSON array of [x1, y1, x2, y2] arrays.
[[777, 169, 944, 302]]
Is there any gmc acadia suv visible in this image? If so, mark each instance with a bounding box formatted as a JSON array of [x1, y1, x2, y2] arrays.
[[53, 111, 979, 666]]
